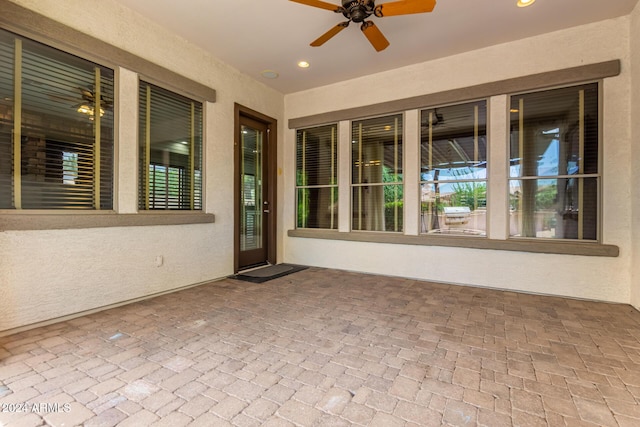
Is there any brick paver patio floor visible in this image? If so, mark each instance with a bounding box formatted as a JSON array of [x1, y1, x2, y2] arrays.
[[2, 267, 640, 426]]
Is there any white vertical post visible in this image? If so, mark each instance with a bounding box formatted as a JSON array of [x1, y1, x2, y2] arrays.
[[488, 95, 510, 240], [403, 109, 420, 236], [115, 67, 140, 213], [338, 120, 351, 232], [13, 39, 22, 209], [93, 67, 101, 209]]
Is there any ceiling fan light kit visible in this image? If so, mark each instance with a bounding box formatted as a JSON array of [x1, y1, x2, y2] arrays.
[[290, 0, 436, 52]]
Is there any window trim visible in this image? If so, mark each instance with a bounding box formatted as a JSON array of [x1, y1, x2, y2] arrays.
[[0, 0, 215, 229], [288, 60, 620, 129], [0, 211, 215, 231], [0, 0, 216, 103], [506, 81, 602, 242], [419, 100, 489, 237], [289, 67, 621, 256], [288, 228, 618, 257], [350, 113, 405, 233], [137, 80, 204, 211], [295, 123, 339, 230], [1, 28, 116, 211]]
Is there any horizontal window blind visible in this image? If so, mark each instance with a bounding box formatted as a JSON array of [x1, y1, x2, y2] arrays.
[[296, 124, 338, 229], [139, 81, 203, 210], [0, 31, 13, 208], [351, 114, 403, 232], [509, 83, 599, 240], [351, 114, 403, 185], [296, 124, 337, 187], [0, 28, 114, 210]]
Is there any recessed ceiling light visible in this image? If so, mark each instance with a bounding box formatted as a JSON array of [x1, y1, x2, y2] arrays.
[[517, 0, 535, 7], [261, 70, 279, 79], [297, 61, 310, 68]]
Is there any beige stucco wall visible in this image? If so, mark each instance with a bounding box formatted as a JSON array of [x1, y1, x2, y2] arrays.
[[631, 1, 640, 310], [284, 16, 634, 304], [2, 1, 638, 333], [0, 0, 285, 332]]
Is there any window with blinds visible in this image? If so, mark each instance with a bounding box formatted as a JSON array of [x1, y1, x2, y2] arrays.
[[420, 101, 487, 236], [352, 114, 403, 232], [0, 28, 114, 210], [296, 123, 338, 229], [138, 81, 203, 210], [509, 83, 599, 240]]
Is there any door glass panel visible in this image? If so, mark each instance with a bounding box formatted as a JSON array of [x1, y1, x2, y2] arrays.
[[240, 125, 263, 251]]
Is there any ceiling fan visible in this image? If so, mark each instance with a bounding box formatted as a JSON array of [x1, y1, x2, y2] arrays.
[[290, 0, 436, 52], [48, 86, 113, 118]]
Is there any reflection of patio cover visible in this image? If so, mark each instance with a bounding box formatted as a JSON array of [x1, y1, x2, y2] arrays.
[[418, 136, 487, 173]]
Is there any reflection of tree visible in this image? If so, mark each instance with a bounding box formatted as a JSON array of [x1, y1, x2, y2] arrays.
[[382, 166, 403, 199], [382, 166, 403, 232], [297, 170, 308, 227], [451, 181, 486, 211], [535, 184, 556, 210]]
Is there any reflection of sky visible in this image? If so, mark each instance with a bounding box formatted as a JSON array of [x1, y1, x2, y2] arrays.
[[510, 128, 577, 192], [421, 167, 486, 181], [511, 139, 559, 178], [421, 166, 486, 195]]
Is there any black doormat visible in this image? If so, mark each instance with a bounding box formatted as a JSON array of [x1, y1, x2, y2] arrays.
[[230, 264, 308, 283]]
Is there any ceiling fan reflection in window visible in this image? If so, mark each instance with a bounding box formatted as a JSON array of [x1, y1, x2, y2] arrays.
[[48, 86, 113, 119], [290, 0, 436, 52]]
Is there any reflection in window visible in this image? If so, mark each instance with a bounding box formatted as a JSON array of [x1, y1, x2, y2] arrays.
[[138, 81, 202, 210], [62, 151, 78, 185], [509, 83, 599, 240], [0, 28, 114, 209], [352, 114, 403, 232], [296, 124, 338, 229], [420, 101, 487, 235]]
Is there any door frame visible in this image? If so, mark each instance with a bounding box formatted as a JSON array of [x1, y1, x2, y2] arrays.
[[234, 103, 277, 272]]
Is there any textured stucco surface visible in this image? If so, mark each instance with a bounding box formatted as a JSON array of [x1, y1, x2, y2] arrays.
[[2, 0, 639, 332], [1, 0, 284, 332], [283, 16, 634, 305]]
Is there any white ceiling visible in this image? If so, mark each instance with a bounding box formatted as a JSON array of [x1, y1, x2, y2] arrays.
[[112, 0, 638, 94]]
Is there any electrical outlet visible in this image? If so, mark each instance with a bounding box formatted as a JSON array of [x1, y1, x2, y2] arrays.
[[155, 255, 163, 267]]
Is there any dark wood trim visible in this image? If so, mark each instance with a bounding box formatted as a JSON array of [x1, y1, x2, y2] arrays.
[[0, 0, 216, 103], [234, 104, 278, 272], [288, 60, 621, 129], [0, 212, 215, 231], [288, 229, 619, 257]]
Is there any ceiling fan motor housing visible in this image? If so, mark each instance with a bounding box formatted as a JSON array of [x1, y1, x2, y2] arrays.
[[341, 0, 375, 22]]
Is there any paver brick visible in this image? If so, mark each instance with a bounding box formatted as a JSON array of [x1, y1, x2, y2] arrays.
[[2, 267, 640, 427]]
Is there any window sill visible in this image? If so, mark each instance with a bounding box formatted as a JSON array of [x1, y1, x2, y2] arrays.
[[287, 229, 619, 257], [0, 211, 215, 231]]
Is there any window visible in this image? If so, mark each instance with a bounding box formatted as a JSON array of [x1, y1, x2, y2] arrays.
[[0, 29, 114, 209], [509, 83, 599, 240], [420, 101, 487, 235], [352, 114, 403, 232], [296, 124, 338, 229], [138, 81, 203, 210]]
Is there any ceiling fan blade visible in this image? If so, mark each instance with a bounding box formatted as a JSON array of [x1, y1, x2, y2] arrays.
[[311, 22, 349, 47], [375, 0, 436, 17], [361, 21, 390, 52], [47, 94, 84, 103], [289, 0, 342, 12]]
